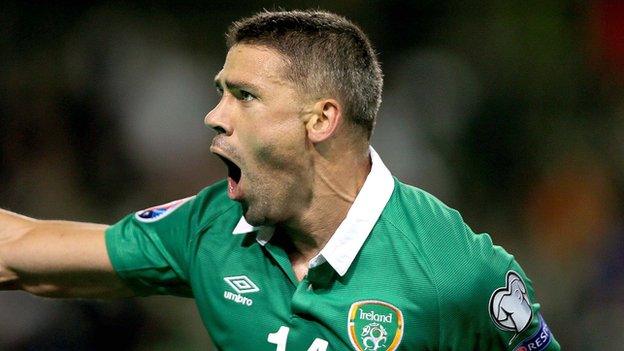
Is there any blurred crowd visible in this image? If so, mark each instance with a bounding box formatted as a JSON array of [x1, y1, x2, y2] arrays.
[[1, 1, 624, 350]]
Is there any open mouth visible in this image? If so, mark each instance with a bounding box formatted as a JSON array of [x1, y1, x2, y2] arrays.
[[218, 155, 241, 183], [217, 154, 243, 199]]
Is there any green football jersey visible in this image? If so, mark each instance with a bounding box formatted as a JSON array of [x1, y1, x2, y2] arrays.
[[105, 149, 559, 351]]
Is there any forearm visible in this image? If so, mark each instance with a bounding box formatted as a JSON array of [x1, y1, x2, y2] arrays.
[[0, 209, 34, 289], [0, 209, 133, 298]]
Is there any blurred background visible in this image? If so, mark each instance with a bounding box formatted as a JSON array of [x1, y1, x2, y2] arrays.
[[1, 0, 623, 349]]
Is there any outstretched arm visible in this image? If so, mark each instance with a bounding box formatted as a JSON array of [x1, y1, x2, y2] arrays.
[[0, 209, 134, 298]]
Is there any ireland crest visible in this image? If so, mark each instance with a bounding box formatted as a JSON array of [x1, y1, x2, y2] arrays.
[[348, 300, 404, 351]]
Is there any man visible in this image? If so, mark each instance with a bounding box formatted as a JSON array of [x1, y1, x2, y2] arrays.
[[0, 10, 559, 350]]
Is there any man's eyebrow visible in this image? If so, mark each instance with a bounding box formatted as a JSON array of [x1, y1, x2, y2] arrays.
[[213, 76, 261, 93]]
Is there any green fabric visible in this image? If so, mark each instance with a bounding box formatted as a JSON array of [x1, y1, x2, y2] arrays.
[[105, 178, 559, 350]]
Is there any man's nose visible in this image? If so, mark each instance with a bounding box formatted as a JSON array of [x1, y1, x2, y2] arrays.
[[204, 99, 233, 135]]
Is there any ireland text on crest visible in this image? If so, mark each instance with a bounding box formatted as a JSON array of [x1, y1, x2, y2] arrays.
[[348, 300, 404, 351]]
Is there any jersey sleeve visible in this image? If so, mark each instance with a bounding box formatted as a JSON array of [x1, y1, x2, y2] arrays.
[[438, 223, 560, 351], [105, 195, 198, 297]]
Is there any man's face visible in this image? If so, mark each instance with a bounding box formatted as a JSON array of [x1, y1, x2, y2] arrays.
[[206, 44, 313, 226]]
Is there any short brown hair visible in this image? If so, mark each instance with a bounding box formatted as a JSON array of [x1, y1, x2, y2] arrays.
[[226, 10, 383, 139]]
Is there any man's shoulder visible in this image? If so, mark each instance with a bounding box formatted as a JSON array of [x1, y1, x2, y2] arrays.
[[189, 179, 241, 228], [392, 180, 450, 210], [114, 179, 239, 235], [383, 179, 466, 236], [383, 179, 512, 276]]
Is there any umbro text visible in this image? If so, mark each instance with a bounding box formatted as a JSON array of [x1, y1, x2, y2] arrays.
[[224, 291, 253, 306]]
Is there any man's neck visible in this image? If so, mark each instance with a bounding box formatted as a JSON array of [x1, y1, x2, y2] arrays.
[[278, 146, 371, 266]]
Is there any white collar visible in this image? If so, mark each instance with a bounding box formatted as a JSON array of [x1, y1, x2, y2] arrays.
[[232, 146, 395, 276]]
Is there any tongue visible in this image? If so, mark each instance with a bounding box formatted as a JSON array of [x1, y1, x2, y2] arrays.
[[227, 176, 244, 200]]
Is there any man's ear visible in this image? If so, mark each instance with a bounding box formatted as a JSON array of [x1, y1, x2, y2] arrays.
[[305, 99, 342, 143]]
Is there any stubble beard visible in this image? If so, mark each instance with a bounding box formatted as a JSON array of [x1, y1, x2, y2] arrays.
[[241, 140, 314, 227], [242, 169, 312, 227]]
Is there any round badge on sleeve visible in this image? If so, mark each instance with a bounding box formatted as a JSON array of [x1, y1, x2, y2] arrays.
[[489, 270, 533, 334], [134, 196, 195, 223]]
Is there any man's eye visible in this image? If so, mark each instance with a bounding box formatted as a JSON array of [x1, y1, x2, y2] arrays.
[[240, 90, 254, 101], [215, 87, 224, 96]]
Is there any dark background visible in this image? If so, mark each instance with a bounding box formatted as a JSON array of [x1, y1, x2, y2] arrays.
[[1, 1, 624, 349]]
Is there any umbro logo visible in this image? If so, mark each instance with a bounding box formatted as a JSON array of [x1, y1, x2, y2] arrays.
[[223, 275, 259, 307], [224, 275, 260, 294]]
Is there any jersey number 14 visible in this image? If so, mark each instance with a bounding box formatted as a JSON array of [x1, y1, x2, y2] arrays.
[[267, 326, 329, 351]]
